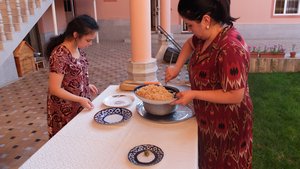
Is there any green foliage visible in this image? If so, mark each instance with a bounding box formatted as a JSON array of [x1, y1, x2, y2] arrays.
[[248, 73, 300, 169]]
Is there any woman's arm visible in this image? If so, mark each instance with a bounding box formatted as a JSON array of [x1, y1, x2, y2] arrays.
[[174, 37, 194, 71], [165, 37, 194, 82], [48, 72, 94, 109], [172, 88, 245, 105]]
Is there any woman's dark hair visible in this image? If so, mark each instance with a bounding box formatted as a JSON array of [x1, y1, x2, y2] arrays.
[[46, 14, 99, 58], [178, 0, 238, 25]]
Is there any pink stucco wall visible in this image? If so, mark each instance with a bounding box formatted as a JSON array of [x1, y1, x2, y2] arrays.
[[39, 0, 300, 34], [74, 0, 94, 17], [171, 0, 180, 25], [171, 0, 300, 24], [231, 0, 300, 24], [38, 0, 67, 34], [74, 0, 130, 20], [97, 0, 130, 20]]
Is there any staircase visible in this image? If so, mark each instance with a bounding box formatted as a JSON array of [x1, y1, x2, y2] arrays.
[[0, 0, 54, 66]]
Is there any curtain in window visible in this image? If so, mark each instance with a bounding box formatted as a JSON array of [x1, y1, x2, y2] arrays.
[[64, 0, 72, 12], [286, 0, 299, 13], [275, 0, 285, 14]]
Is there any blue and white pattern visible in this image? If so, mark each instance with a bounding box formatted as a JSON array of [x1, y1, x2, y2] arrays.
[[94, 107, 132, 124], [128, 144, 164, 166]]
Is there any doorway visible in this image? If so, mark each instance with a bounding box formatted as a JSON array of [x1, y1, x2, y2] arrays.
[[64, 0, 75, 23], [151, 0, 159, 31], [181, 19, 191, 33], [23, 24, 42, 55]]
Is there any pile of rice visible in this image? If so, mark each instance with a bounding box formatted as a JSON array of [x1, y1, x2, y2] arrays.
[[136, 84, 174, 101]]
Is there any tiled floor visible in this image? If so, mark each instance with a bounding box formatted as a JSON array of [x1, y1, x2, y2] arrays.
[[0, 40, 189, 168]]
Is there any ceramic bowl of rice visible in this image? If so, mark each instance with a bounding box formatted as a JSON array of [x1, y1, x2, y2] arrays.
[[134, 84, 179, 116]]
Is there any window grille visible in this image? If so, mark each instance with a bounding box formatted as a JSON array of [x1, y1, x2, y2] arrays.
[[274, 0, 299, 15]]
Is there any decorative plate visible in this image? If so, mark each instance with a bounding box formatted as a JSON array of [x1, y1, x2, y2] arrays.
[[103, 94, 135, 107], [128, 144, 164, 166], [94, 107, 132, 124], [136, 103, 194, 124]]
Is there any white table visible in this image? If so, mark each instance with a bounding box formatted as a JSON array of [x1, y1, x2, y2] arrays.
[[20, 85, 198, 169]]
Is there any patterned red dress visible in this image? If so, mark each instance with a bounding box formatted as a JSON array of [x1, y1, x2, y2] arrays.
[[47, 45, 91, 138], [189, 26, 253, 169]]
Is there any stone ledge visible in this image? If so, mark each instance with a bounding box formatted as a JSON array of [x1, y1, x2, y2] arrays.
[[250, 58, 300, 72], [127, 58, 158, 73]]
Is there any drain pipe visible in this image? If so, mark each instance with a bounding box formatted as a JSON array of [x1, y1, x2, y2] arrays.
[[93, 0, 99, 43], [51, 1, 58, 35]]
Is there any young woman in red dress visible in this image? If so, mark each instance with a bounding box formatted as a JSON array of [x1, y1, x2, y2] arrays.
[[165, 0, 253, 168], [46, 15, 99, 138]]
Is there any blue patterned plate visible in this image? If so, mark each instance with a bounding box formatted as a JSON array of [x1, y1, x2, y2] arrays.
[[94, 107, 132, 124], [128, 144, 164, 166]]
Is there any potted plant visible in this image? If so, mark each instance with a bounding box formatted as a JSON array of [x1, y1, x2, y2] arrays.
[[259, 45, 285, 58], [249, 46, 259, 58], [290, 44, 296, 58]]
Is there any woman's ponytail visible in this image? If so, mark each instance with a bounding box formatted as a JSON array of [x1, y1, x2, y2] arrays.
[[45, 33, 65, 60], [215, 0, 238, 25]]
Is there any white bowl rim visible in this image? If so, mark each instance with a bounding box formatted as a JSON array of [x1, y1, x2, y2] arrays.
[[135, 94, 176, 105], [134, 85, 178, 105]]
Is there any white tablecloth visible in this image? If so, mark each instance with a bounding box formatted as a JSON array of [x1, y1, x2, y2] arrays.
[[20, 85, 198, 169]]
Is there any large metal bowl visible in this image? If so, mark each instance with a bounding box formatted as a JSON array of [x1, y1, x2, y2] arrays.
[[134, 84, 179, 116]]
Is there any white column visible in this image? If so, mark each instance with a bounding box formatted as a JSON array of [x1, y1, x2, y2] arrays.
[[121, 0, 157, 87], [130, 0, 151, 62], [160, 0, 171, 34], [155, 0, 172, 61], [70, 0, 75, 17], [51, 1, 58, 35], [93, 0, 99, 43]]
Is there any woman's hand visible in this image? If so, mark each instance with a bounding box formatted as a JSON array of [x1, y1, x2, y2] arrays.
[[172, 88, 245, 105], [165, 66, 180, 83], [165, 37, 194, 83], [89, 84, 99, 96], [171, 90, 195, 105], [78, 97, 94, 110]]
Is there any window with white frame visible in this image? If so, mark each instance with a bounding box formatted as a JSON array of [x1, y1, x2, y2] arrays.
[[274, 0, 300, 15]]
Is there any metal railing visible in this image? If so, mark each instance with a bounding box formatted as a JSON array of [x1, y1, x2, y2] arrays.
[[157, 25, 182, 51]]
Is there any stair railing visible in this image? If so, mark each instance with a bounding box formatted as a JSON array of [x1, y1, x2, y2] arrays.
[[157, 25, 182, 51]]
